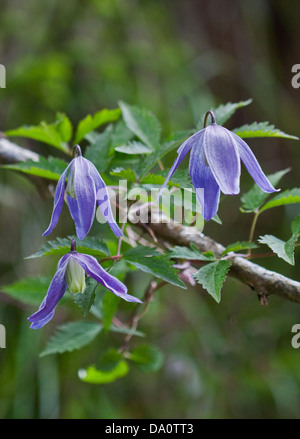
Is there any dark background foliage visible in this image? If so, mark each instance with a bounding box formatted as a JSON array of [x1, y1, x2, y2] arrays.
[[0, 0, 300, 419]]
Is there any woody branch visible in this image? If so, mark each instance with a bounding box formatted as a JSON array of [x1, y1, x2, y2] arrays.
[[132, 210, 300, 304]]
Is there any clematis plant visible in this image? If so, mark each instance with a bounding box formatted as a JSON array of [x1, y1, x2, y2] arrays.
[[28, 240, 142, 329], [43, 145, 122, 240], [159, 111, 279, 221]]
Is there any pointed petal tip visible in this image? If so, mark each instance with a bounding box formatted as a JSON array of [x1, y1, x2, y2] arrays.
[[28, 315, 42, 329], [122, 294, 143, 304], [256, 180, 280, 194], [29, 320, 47, 330], [203, 213, 212, 222], [76, 230, 87, 241], [108, 222, 123, 238], [259, 185, 279, 194], [270, 186, 280, 193]]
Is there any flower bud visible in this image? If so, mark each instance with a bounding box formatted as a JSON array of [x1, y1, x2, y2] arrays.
[[65, 257, 86, 294]]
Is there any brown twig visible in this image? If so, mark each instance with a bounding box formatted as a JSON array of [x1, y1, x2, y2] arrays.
[[132, 210, 300, 304], [119, 280, 167, 353]]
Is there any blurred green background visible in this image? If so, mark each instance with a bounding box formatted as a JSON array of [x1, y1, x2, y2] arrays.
[[1, 0, 300, 419]]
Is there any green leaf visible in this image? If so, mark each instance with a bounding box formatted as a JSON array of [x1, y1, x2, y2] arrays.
[[115, 141, 152, 155], [221, 241, 259, 256], [74, 108, 121, 144], [5, 113, 72, 152], [259, 188, 300, 213], [1, 276, 52, 306], [78, 363, 129, 384], [111, 120, 135, 147], [197, 99, 253, 129], [168, 245, 216, 261], [101, 291, 120, 331], [213, 99, 253, 126], [233, 122, 299, 140], [139, 173, 167, 186], [285, 234, 299, 264], [128, 344, 164, 372], [2, 156, 68, 181], [194, 260, 232, 303], [119, 101, 161, 150], [291, 215, 300, 235], [40, 321, 103, 356], [135, 138, 183, 179], [78, 349, 129, 384], [110, 167, 137, 183], [123, 246, 185, 289], [84, 124, 114, 172], [240, 168, 290, 212], [73, 277, 98, 317], [26, 236, 109, 259], [258, 234, 298, 265], [168, 129, 194, 142], [56, 112, 73, 143], [141, 169, 193, 189]]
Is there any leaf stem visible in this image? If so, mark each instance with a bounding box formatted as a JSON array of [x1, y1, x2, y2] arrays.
[[119, 279, 167, 352], [157, 159, 164, 171], [99, 254, 123, 263], [115, 222, 127, 263], [247, 211, 260, 256]]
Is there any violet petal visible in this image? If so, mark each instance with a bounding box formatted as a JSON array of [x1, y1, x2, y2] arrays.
[[73, 253, 142, 303], [157, 130, 204, 198], [67, 156, 97, 240], [43, 160, 74, 236], [231, 132, 279, 193], [189, 139, 221, 221], [204, 124, 241, 195], [28, 253, 71, 328], [88, 161, 123, 237]]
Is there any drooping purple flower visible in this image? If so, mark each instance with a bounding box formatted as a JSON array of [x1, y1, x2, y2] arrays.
[[28, 240, 142, 329], [43, 145, 122, 240], [159, 111, 279, 221]]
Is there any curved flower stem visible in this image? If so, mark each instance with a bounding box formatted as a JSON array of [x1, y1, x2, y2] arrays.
[[73, 144, 82, 157], [70, 239, 77, 252], [203, 110, 216, 127]]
